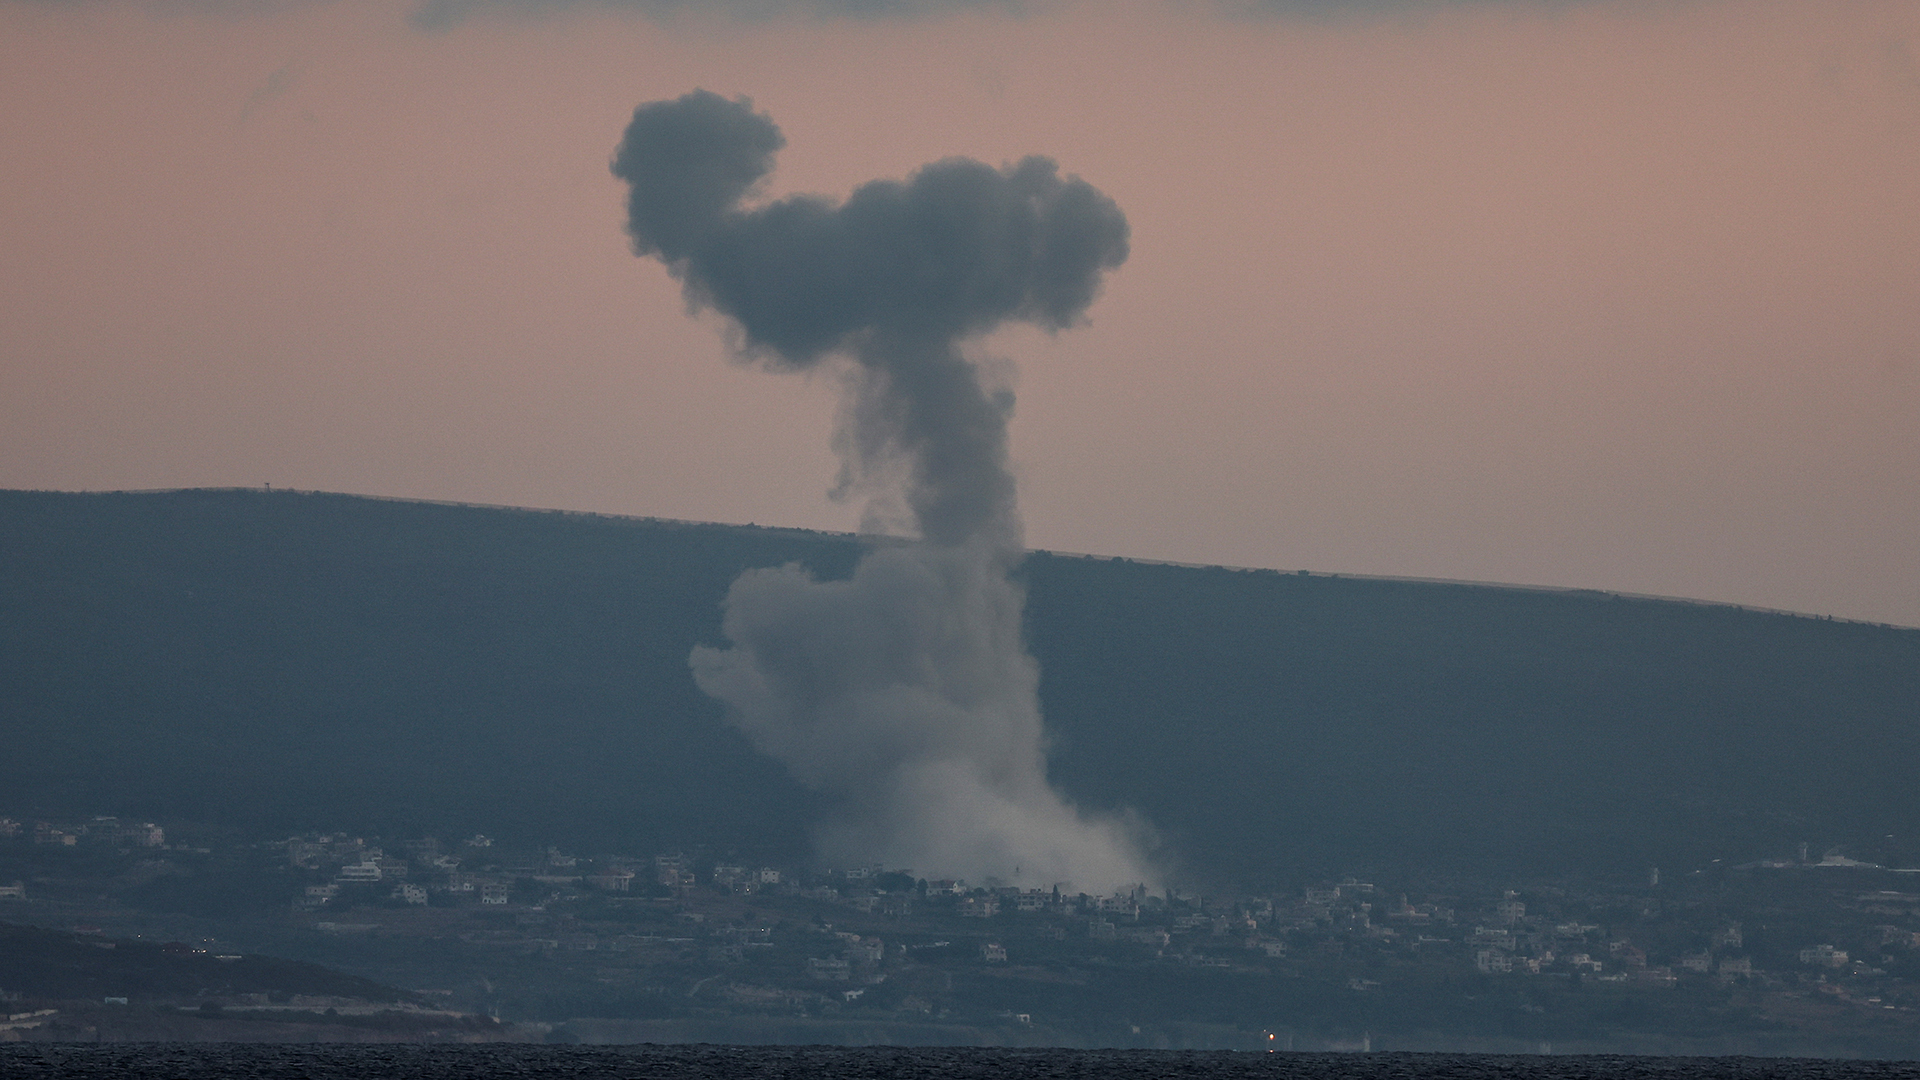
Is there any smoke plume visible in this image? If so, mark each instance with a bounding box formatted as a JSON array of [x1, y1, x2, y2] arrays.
[[613, 90, 1152, 893]]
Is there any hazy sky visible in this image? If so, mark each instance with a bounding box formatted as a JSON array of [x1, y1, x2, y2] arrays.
[[3, 0, 1916, 625]]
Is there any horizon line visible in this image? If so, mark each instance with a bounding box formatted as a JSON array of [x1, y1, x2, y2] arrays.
[[17, 484, 1916, 633]]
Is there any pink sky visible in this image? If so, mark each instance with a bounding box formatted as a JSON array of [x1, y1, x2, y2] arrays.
[[3, 0, 1916, 625]]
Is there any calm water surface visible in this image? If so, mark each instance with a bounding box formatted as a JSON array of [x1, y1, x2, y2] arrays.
[[4, 1046, 1920, 1080]]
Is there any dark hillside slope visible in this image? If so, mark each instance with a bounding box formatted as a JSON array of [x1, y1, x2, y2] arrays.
[[0, 921, 411, 1004], [2, 489, 1916, 886], [0, 489, 850, 860], [1026, 556, 1920, 882]]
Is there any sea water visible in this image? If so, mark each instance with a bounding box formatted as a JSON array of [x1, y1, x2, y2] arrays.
[[3, 1046, 1919, 1080]]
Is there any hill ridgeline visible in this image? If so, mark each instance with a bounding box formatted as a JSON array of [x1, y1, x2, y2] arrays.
[[3, 488, 1915, 889]]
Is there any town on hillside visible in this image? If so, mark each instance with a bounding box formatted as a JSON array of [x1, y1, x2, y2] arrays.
[[3, 815, 1920, 1052]]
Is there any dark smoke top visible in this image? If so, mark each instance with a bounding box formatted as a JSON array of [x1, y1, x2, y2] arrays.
[[611, 89, 1128, 545]]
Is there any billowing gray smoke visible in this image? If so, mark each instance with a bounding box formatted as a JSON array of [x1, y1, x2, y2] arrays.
[[612, 90, 1153, 893]]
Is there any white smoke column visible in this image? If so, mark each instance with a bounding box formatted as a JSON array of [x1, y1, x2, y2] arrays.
[[612, 91, 1153, 892]]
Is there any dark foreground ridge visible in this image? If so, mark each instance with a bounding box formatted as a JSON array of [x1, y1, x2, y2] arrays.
[[4, 1045, 1920, 1079], [0, 921, 407, 1004], [4, 487, 1917, 885], [0, 921, 509, 1044]]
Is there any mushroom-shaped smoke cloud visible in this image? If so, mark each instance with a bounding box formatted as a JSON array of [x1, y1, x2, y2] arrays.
[[613, 90, 1153, 893]]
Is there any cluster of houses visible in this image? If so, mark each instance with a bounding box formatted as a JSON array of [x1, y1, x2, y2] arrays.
[[257, 831, 1908, 997], [14, 816, 1897, 1009], [289, 834, 657, 909], [0, 816, 165, 850], [286, 834, 893, 913], [1231, 877, 1919, 994], [0, 817, 168, 900], [1211, 878, 1773, 985]]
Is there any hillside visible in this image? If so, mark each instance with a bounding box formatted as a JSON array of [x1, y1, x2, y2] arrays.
[[0, 920, 410, 1005], [3, 488, 1916, 888]]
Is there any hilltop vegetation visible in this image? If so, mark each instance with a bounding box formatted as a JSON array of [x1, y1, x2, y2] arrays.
[[2, 488, 1916, 888]]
